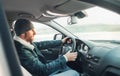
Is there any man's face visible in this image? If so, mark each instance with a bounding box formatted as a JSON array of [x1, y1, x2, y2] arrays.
[[24, 29, 36, 42]]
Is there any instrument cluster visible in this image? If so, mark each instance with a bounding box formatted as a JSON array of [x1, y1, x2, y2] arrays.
[[77, 43, 90, 55]]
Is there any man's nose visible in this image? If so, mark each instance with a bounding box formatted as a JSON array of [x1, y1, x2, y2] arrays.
[[33, 29, 36, 35]]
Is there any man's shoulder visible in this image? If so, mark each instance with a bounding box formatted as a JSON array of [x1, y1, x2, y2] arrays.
[[14, 40, 22, 47], [14, 40, 27, 50], [14, 40, 33, 53]]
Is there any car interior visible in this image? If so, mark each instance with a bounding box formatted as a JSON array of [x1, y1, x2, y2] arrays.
[[1, 0, 120, 76]]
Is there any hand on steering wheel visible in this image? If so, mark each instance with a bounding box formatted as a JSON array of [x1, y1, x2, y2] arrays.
[[62, 37, 76, 52]]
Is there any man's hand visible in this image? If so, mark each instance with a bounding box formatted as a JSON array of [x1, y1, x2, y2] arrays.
[[64, 51, 78, 61], [62, 37, 72, 44]]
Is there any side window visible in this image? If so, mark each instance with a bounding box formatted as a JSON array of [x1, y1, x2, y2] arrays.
[[33, 22, 59, 42]]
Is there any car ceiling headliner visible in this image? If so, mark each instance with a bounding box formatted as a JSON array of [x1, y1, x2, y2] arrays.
[[3, 0, 94, 22]]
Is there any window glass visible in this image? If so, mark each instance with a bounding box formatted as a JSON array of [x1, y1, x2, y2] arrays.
[[54, 6, 120, 40], [32, 22, 59, 41]]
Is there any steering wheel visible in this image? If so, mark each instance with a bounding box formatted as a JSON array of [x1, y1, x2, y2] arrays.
[[61, 37, 76, 55], [71, 38, 76, 52]]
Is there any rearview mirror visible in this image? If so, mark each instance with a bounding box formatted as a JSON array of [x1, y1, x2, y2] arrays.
[[68, 11, 87, 25]]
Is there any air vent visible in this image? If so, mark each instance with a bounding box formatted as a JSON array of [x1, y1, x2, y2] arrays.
[[87, 54, 100, 63]]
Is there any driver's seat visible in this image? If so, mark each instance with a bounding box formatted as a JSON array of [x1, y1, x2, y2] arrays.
[[21, 66, 32, 76]]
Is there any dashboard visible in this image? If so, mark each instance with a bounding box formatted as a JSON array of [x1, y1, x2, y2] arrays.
[[76, 39, 120, 76]]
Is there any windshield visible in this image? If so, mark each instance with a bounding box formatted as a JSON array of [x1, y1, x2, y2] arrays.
[[54, 6, 120, 41]]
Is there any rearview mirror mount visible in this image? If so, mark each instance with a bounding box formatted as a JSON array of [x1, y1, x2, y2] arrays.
[[68, 11, 87, 25]]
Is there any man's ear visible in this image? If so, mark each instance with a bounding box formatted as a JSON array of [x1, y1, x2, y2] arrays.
[[20, 33, 25, 39]]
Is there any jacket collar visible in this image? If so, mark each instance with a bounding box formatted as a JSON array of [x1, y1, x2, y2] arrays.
[[14, 35, 34, 50]]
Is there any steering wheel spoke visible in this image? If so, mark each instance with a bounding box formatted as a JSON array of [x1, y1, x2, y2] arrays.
[[61, 38, 76, 55]]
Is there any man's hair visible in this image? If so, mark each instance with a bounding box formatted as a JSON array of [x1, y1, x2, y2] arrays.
[[14, 19, 34, 36]]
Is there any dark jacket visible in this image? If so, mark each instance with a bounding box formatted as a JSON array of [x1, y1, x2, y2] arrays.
[[14, 40, 67, 76]]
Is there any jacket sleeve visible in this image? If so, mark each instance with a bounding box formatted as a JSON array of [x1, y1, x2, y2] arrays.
[[19, 48, 67, 76], [33, 40, 62, 50]]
